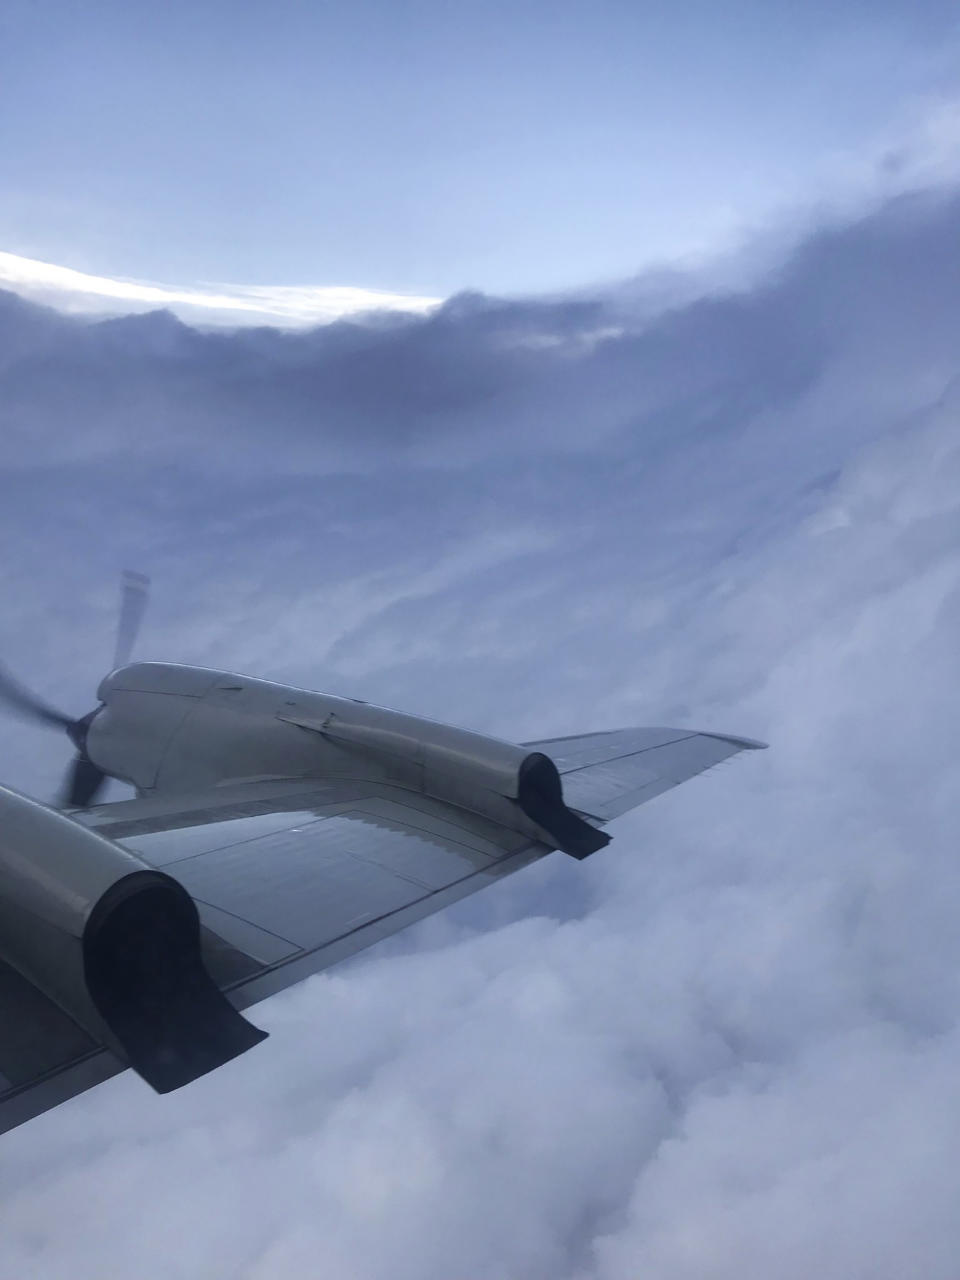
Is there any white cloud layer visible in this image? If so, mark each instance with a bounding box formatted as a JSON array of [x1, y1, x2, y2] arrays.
[[0, 250, 441, 327], [0, 185, 959, 1278]]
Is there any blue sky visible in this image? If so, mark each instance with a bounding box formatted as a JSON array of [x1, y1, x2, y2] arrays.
[[2, 0, 959, 301]]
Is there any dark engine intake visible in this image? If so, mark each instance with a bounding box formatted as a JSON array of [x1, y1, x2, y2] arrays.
[[516, 753, 610, 859]]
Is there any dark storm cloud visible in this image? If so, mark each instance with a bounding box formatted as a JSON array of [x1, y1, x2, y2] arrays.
[[3, 186, 959, 477]]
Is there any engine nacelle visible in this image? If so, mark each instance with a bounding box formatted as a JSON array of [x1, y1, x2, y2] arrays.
[[88, 662, 610, 858], [280, 703, 611, 859], [0, 786, 265, 1092]]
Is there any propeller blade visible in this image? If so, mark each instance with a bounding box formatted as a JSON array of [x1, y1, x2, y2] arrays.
[[0, 663, 74, 731], [113, 570, 150, 671], [63, 755, 108, 809]]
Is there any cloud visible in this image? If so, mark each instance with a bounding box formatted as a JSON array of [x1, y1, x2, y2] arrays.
[[0, 250, 441, 327], [1, 185, 960, 1277]]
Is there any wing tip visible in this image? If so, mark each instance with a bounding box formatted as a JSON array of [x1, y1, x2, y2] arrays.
[[701, 731, 769, 751]]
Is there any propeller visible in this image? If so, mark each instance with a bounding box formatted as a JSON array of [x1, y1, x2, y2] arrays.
[[113, 570, 150, 671], [0, 571, 150, 809]]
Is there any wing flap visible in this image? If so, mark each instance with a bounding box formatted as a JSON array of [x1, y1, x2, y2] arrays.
[[94, 781, 550, 1015], [83, 779, 546, 996]]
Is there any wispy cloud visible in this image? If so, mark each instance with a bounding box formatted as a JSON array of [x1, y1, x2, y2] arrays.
[[0, 250, 441, 327]]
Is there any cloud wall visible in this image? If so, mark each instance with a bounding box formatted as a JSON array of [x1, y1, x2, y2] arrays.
[[0, 187, 959, 1278]]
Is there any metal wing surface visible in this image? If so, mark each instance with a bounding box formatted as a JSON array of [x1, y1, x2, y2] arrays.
[[0, 726, 764, 1135], [523, 726, 767, 820], [81, 778, 548, 1009], [0, 777, 546, 1135]]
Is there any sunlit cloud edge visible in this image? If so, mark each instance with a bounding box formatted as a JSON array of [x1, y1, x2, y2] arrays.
[[0, 250, 443, 328]]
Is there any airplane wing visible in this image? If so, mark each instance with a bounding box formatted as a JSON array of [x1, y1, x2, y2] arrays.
[[521, 726, 767, 820], [0, 727, 764, 1136]]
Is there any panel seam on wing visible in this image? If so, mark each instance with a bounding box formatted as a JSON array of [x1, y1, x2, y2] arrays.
[[555, 733, 697, 776]]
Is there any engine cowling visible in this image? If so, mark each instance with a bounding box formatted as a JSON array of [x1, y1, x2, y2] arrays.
[[0, 785, 265, 1092], [280, 703, 611, 859], [88, 663, 610, 858]]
